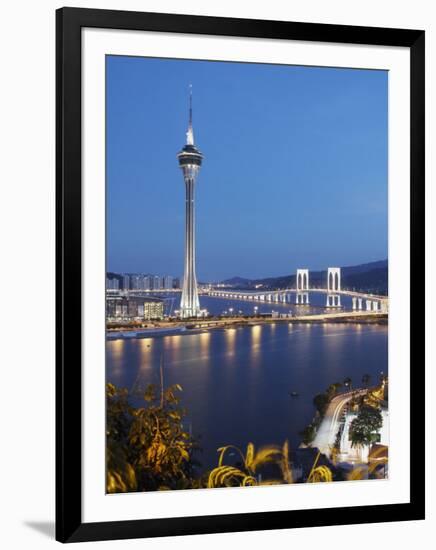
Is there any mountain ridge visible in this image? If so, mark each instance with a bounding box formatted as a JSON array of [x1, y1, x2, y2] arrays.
[[220, 259, 388, 295]]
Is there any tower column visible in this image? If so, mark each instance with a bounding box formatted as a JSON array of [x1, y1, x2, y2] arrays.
[[178, 87, 203, 318]]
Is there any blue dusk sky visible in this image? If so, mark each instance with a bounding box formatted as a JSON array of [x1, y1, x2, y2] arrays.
[[106, 56, 388, 281]]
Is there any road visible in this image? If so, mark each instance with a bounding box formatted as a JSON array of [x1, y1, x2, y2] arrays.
[[312, 389, 367, 457]]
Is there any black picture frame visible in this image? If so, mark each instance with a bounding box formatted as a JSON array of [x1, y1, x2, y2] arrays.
[[56, 7, 425, 543]]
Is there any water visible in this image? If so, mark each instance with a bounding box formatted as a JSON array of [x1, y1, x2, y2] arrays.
[[106, 319, 388, 473]]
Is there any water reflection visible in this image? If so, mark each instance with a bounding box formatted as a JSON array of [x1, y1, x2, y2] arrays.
[[110, 338, 124, 359], [224, 328, 236, 356], [138, 338, 153, 368]]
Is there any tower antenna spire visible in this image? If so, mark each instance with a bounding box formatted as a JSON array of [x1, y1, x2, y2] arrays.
[[189, 83, 193, 126], [186, 84, 194, 145]]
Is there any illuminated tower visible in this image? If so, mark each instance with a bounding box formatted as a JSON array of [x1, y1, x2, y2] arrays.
[[178, 87, 203, 318]]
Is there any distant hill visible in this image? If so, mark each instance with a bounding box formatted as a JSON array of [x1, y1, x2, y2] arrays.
[[220, 259, 388, 295], [222, 276, 252, 286]]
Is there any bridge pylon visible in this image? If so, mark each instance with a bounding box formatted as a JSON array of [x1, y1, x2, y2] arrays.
[[326, 267, 341, 308], [296, 268, 309, 305]]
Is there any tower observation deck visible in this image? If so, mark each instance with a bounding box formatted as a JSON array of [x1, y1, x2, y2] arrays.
[[177, 87, 203, 318]]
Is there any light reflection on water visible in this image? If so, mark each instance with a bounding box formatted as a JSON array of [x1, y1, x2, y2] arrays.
[[106, 322, 388, 471]]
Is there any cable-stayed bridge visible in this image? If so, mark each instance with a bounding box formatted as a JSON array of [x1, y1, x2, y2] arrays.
[[207, 267, 388, 313]]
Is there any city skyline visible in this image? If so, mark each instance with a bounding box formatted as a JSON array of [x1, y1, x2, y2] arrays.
[[107, 56, 388, 280]]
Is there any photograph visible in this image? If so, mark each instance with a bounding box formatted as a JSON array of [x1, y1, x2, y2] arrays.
[[105, 55, 389, 493]]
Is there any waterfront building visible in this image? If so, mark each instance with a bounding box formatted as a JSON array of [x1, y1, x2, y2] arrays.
[[178, 87, 203, 318], [143, 298, 164, 320], [106, 295, 164, 321]]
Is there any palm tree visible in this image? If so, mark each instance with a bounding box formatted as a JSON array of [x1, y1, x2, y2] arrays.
[[362, 374, 371, 387], [208, 442, 334, 487], [343, 377, 352, 391], [208, 442, 292, 488]]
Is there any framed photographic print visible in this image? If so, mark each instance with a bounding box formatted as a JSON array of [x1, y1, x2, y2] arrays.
[[56, 7, 425, 543]]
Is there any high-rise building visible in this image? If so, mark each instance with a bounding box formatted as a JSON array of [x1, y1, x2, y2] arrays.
[[153, 275, 162, 290], [163, 275, 173, 290], [122, 274, 130, 290], [143, 275, 152, 290], [173, 277, 181, 289], [130, 274, 141, 290], [178, 87, 203, 318], [106, 277, 119, 290]]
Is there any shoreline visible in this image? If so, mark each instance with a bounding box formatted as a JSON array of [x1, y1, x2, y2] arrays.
[[106, 313, 388, 340]]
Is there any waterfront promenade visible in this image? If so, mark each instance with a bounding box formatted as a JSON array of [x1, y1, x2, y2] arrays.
[[107, 310, 387, 340]]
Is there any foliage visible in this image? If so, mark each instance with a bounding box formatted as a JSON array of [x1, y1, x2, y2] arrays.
[[207, 441, 336, 488], [349, 404, 383, 449], [343, 377, 352, 390], [207, 442, 293, 488], [307, 451, 333, 483], [106, 381, 198, 493], [299, 423, 317, 446], [303, 382, 343, 445], [313, 382, 342, 417], [326, 383, 342, 399], [308, 465, 333, 483], [362, 373, 371, 387], [106, 384, 137, 493], [313, 393, 330, 417], [348, 446, 388, 480]]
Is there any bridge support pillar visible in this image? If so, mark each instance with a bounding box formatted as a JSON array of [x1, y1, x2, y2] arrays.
[[366, 300, 372, 311], [296, 292, 309, 305], [326, 294, 341, 307], [358, 298, 363, 310], [380, 299, 388, 313], [352, 297, 357, 310], [296, 268, 310, 306], [326, 267, 341, 308], [372, 301, 379, 311]]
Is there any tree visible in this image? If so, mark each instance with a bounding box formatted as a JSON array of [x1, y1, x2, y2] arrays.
[[207, 442, 289, 488], [313, 393, 330, 417], [343, 377, 352, 390], [106, 382, 198, 493], [106, 384, 137, 493], [349, 405, 383, 450], [326, 382, 342, 400], [299, 424, 316, 446], [362, 374, 371, 387]]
